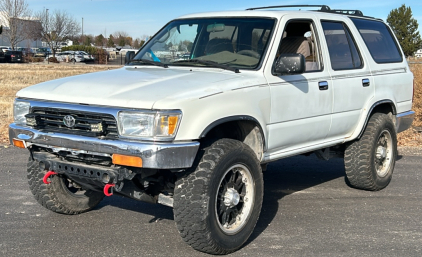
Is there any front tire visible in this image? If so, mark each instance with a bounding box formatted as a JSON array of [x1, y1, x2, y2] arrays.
[[344, 113, 397, 191], [27, 158, 104, 214], [173, 139, 263, 254]]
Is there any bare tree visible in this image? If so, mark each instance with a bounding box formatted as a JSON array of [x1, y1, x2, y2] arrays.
[[35, 9, 80, 57], [0, 0, 33, 50]]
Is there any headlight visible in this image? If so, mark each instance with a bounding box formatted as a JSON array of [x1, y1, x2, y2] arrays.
[[13, 100, 30, 125], [118, 110, 182, 140]]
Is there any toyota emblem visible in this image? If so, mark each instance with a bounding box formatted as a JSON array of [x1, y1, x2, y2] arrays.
[[63, 115, 76, 128]]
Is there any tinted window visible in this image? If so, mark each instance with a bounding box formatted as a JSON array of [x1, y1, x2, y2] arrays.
[[321, 21, 363, 70], [351, 18, 402, 63]]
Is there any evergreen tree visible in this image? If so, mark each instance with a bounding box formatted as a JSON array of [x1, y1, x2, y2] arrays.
[[83, 35, 93, 46], [118, 36, 125, 47], [133, 38, 140, 48], [95, 34, 105, 46], [387, 4, 422, 57], [107, 34, 115, 47]]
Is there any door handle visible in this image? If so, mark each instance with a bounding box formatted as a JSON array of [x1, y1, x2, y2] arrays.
[[319, 81, 328, 90], [362, 78, 370, 87]]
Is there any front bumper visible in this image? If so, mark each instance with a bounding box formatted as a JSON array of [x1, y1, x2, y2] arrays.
[[9, 123, 199, 169]]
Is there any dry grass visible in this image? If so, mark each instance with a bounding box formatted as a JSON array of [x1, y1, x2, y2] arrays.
[[398, 64, 422, 146], [0, 63, 421, 146]]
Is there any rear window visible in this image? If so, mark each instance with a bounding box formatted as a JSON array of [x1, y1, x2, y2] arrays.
[[351, 18, 402, 63]]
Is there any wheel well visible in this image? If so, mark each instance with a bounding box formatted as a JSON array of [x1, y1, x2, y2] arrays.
[[371, 102, 396, 116], [358, 101, 396, 139], [200, 120, 265, 161]]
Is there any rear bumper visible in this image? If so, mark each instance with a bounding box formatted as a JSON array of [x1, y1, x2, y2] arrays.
[[396, 111, 415, 133], [9, 123, 199, 169]]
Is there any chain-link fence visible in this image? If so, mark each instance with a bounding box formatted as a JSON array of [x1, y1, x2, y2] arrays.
[[15, 52, 130, 65]]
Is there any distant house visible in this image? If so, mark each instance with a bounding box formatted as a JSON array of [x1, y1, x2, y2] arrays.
[[415, 49, 422, 58]]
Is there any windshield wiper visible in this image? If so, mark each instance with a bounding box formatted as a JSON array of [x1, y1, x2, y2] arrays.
[[128, 59, 168, 68], [172, 59, 240, 73]]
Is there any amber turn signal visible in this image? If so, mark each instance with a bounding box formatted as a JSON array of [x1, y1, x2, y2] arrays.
[[112, 154, 143, 168], [12, 139, 26, 148]]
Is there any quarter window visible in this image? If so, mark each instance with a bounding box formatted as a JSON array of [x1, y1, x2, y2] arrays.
[[321, 21, 363, 70], [351, 18, 403, 63]]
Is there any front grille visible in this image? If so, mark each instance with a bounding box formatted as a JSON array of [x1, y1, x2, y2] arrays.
[[27, 107, 118, 138]]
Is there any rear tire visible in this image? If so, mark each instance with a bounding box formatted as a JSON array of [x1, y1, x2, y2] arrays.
[[173, 139, 263, 254], [27, 158, 104, 214], [344, 113, 397, 191]]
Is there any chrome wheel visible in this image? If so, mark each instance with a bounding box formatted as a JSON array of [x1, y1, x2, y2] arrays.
[[374, 130, 393, 178], [215, 164, 254, 235]]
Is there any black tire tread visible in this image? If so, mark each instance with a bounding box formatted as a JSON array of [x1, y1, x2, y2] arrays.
[[27, 158, 104, 215], [173, 139, 263, 255], [344, 113, 397, 191]]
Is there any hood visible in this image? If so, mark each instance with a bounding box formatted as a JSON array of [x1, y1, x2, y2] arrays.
[[17, 66, 247, 109]]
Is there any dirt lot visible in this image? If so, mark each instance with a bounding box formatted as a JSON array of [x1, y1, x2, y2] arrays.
[[0, 63, 421, 146]]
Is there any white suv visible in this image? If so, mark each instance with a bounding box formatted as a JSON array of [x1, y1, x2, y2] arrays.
[[9, 5, 415, 255]]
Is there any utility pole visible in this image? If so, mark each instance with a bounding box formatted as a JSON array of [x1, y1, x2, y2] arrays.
[[82, 17, 84, 37]]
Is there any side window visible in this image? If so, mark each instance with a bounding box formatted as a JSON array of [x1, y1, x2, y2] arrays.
[[276, 20, 322, 72], [351, 18, 403, 63], [321, 21, 363, 70]]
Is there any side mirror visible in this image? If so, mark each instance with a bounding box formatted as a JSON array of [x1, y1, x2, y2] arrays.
[[273, 53, 306, 76], [125, 51, 135, 64]]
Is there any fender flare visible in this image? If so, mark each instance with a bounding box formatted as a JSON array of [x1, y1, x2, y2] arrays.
[[357, 100, 397, 139], [199, 115, 266, 149]]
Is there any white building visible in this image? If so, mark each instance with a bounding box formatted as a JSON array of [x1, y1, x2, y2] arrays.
[[415, 49, 422, 58], [0, 11, 42, 49]]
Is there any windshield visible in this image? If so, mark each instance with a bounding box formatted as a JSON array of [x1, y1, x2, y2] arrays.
[[130, 17, 275, 70]]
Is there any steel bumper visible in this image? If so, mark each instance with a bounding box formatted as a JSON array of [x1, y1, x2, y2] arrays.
[[396, 111, 415, 133], [9, 123, 200, 169]]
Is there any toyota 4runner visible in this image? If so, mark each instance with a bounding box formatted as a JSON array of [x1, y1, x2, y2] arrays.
[[9, 5, 415, 255]]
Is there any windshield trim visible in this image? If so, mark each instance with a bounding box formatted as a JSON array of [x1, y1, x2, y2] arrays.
[[129, 16, 278, 72]]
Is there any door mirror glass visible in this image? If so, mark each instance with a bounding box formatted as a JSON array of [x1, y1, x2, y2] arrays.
[[273, 54, 306, 75]]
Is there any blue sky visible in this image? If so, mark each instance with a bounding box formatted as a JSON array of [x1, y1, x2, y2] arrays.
[[26, 0, 422, 39]]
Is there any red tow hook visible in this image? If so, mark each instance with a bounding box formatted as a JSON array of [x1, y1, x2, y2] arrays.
[[43, 171, 58, 184], [104, 183, 115, 197]]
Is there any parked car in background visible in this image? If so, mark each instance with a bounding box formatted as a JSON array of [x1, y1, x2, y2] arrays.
[[17, 47, 34, 57], [76, 51, 95, 62], [5, 51, 23, 63], [34, 48, 51, 57], [0, 50, 4, 62], [1, 46, 11, 53], [56, 51, 85, 63]]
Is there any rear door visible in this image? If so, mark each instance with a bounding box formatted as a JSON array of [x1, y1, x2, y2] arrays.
[[320, 19, 374, 140]]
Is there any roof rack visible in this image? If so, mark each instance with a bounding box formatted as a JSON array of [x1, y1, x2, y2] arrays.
[[246, 5, 330, 11], [246, 5, 364, 17], [322, 9, 364, 16]]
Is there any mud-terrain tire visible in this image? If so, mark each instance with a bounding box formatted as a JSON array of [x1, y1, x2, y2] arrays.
[[173, 139, 263, 255], [344, 113, 397, 191], [27, 158, 104, 214]]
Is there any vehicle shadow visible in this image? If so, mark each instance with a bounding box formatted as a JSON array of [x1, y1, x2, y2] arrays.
[[96, 195, 174, 222], [96, 154, 346, 239], [246, 154, 346, 245]]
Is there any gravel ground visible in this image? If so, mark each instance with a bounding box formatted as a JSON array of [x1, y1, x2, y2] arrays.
[[397, 146, 422, 156]]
